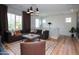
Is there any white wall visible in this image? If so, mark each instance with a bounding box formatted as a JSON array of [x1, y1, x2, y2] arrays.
[[31, 12, 77, 39], [31, 15, 42, 32], [8, 7, 22, 15]]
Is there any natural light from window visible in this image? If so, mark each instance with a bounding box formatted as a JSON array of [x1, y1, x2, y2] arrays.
[[35, 19, 41, 28], [42, 19, 46, 24], [65, 17, 71, 23], [7, 13, 22, 31]]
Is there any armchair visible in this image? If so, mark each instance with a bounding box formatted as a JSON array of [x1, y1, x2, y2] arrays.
[[20, 40, 46, 55]]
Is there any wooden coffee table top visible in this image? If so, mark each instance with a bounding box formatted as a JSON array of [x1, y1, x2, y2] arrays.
[[22, 34, 40, 40]]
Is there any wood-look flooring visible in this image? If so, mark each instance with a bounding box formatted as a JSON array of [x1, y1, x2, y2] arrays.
[[4, 36, 79, 55], [51, 36, 79, 55]]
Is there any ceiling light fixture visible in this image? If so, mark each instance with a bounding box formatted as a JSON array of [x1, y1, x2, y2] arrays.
[[27, 6, 39, 15]]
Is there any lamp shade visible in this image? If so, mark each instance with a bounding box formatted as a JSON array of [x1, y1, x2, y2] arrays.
[[29, 7, 34, 13], [48, 22, 52, 25], [27, 9, 30, 14], [36, 8, 39, 11]]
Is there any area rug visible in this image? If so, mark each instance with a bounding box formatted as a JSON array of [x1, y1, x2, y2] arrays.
[[5, 39, 57, 55]]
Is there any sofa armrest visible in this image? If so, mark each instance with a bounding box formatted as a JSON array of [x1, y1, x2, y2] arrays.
[[0, 37, 9, 55], [0, 52, 9, 55]]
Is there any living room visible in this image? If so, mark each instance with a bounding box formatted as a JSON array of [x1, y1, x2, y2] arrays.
[[0, 4, 79, 55]]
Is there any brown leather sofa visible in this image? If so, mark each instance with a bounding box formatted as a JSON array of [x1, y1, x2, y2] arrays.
[[3, 31, 22, 43], [20, 40, 46, 55]]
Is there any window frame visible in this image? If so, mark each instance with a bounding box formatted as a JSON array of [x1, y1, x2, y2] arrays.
[[7, 13, 22, 31], [65, 17, 72, 23]]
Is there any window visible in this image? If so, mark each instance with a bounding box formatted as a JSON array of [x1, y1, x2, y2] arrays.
[[65, 17, 71, 23], [35, 19, 41, 28], [42, 19, 46, 28], [8, 13, 15, 31], [16, 15, 22, 30], [42, 19, 46, 24], [7, 13, 22, 31]]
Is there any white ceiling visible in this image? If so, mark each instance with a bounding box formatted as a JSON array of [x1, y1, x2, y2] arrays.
[[6, 4, 79, 15]]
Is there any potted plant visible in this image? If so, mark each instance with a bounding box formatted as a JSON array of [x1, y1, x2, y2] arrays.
[[69, 27, 76, 38]]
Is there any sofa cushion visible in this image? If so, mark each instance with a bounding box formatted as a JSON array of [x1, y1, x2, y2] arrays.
[[0, 47, 4, 52], [0, 52, 9, 55], [0, 47, 9, 55], [0, 39, 9, 55]]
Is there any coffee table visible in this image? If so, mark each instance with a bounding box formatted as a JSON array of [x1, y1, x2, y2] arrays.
[[22, 34, 40, 41]]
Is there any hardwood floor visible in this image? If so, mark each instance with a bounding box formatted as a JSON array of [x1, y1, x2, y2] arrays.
[[4, 36, 79, 55], [51, 36, 79, 55]]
